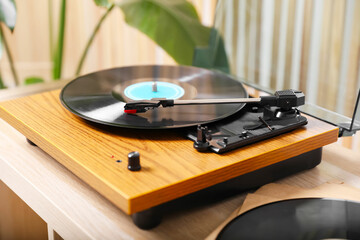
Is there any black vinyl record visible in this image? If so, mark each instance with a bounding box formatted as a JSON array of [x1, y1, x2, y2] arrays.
[[217, 198, 360, 240], [60, 65, 247, 129]]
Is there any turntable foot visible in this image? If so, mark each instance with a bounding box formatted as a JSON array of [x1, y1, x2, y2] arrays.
[[131, 207, 162, 230], [26, 138, 37, 147]]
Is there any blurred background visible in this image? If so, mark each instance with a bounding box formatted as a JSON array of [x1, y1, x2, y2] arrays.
[[0, 0, 359, 150], [0, 0, 216, 84]]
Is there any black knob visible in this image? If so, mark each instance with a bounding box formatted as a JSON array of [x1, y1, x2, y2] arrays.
[[128, 151, 141, 171]]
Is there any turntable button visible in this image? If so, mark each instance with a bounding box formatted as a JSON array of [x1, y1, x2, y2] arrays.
[[128, 151, 141, 171]]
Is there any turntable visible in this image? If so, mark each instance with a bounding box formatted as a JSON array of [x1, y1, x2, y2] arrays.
[[0, 65, 340, 229]]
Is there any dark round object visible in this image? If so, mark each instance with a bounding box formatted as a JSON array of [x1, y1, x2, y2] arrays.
[[193, 141, 210, 152], [217, 198, 360, 240], [60, 65, 247, 129], [132, 207, 162, 230], [128, 151, 141, 171], [26, 138, 37, 146]]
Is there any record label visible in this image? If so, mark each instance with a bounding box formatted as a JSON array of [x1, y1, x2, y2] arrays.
[[123, 81, 185, 100]]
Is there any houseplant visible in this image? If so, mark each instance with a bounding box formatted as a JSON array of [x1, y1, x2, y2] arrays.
[[0, 0, 228, 89]]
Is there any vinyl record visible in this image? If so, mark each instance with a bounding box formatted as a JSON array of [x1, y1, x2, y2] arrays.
[[217, 198, 360, 240], [60, 65, 247, 129]]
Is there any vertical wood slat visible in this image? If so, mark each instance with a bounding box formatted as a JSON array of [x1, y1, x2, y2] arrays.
[[247, 0, 259, 83], [354, 19, 360, 121], [269, 0, 281, 89], [259, 0, 274, 88], [190, 0, 215, 27], [289, 0, 305, 90], [344, 0, 360, 117], [317, 0, 334, 110], [224, 0, 234, 69], [200, 0, 213, 26], [306, 0, 323, 104], [155, 47, 164, 65], [357, 60, 360, 93], [255, 1, 263, 84], [275, 0, 289, 90], [235, 0, 247, 79], [299, 0, 313, 92], [283, 1, 296, 90], [336, 0, 355, 114], [326, 1, 345, 111]]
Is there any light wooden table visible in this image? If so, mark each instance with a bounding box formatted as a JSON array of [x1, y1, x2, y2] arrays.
[[1, 83, 360, 239]]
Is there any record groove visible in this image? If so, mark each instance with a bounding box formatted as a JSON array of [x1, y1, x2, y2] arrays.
[[60, 65, 247, 129], [217, 198, 360, 240]]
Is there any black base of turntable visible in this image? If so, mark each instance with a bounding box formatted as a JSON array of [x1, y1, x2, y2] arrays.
[[131, 147, 322, 229]]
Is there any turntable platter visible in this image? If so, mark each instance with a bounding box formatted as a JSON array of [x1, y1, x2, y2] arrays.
[[60, 65, 247, 129]]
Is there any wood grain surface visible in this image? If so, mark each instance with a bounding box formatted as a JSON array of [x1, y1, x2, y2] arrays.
[[0, 90, 339, 214]]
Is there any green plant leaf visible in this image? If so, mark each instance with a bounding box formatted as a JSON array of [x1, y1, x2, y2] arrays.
[[0, 22, 19, 85], [118, 0, 211, 65], [0, 80, 5, 89], [0, 32, 2, 59], [94, 0, 111, 8], [52, 0, 66, 80], [0, 70, 5, 89], [0, 0, 16, 32], [24, 76, 45, 85]]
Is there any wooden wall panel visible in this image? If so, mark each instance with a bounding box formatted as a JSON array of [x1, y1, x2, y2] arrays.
[[217, 0, 360, 152], [299, 0, 313, 93], [283, 0, 296, 90], [344, 0, 360, 117], [317, 0, 334, 109]]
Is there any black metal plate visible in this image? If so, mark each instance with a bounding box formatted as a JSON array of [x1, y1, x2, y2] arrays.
[[188, 105, 308, 153]]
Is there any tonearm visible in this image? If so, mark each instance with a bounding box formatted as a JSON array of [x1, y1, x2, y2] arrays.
[[124, 89, 305, 113]]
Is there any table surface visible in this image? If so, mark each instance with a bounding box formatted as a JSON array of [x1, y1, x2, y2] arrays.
[[1, 82, 359, 239]]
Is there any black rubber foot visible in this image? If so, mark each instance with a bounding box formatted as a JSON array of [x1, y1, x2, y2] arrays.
[[26, 138, 37, 146], [131, 207, 162, 230]]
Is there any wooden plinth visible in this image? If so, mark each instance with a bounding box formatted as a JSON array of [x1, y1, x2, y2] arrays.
[[0, 90, 338, 214]]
